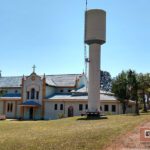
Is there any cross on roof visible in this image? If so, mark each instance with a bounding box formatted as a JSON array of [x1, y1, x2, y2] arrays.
[[32, 65, 36, 73]]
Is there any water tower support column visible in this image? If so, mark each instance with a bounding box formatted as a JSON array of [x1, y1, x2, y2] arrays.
[[88, 44, 100, 112]]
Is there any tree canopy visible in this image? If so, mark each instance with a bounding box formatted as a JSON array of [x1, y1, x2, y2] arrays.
[[112, 70, 150, 114]]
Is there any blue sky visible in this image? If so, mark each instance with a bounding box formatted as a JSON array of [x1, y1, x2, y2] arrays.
[[0, 0, 150, 77]]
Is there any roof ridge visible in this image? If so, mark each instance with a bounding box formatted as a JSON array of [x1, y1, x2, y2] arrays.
[[0, 76, 22, 78], [45, 74, 81, 76], [1, 74, 81, 78]]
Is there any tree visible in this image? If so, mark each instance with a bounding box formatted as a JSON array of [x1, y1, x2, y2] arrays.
[[137, 73, 150, 112], [112, 70, 150, 114], [127, 70, 139, 115], [146, 88, 150, 109], [100, 70, 112, 92], [112, 71, 129, 114], [144, 73, 150, 110]]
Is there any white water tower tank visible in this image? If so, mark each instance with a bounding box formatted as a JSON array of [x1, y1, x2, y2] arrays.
[[85, 9, 106, 45]]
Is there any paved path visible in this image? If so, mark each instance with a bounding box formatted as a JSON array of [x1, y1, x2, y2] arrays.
[[105, 122, 150, 150]]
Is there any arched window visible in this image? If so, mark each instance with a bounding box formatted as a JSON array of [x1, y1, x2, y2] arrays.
[[7, 103, 13, 112], [31, 88, 35, 99], [100, 106, 102, 111], [60, 104, 63, 110], [54, 104, 57, 110], [27, 91, 30, 99], [85, 104, 88, 110], [36, 91, 39, 99]]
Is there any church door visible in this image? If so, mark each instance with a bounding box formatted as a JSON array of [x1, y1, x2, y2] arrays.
[[68, 106, 74, 117], [29, 108, 34, 120]]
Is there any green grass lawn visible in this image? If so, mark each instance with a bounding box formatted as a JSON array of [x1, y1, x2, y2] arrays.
[[0, 114, 150, 150]]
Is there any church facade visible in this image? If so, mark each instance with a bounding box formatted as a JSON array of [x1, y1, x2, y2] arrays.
[[0, 71, 135, 120]]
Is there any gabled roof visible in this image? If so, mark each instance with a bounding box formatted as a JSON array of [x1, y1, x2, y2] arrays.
[[72, 86, 114, 95], [46, 74, 80, 87], [0, 76, 22, 88], [0, 74, 81, 88]]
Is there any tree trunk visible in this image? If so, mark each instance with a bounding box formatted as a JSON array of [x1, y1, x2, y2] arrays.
[[147, 93, 150, 110], [122, 102, 126, 114], [143, 91, 147, 112], [135, 99, 139, 115]]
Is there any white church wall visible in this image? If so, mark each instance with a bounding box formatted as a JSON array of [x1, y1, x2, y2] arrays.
[[44, 101, 54, 120], [44, 101, 88, 120], [5, 101, 16, 118], [64, 101, 87, 117], [100, 102, 120, 115], [56, 88, 74, 94], [23, 108, 29, 120], [16, 101, 21, 118], [44, 101, 65, 120], [34, 108, 42, 120], [46, 86, 56, 97], [44, 100, 126, 120], [0, 88, 21, 95]]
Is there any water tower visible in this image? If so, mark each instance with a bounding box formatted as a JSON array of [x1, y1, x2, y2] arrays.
[[84, 9, 106, 117]]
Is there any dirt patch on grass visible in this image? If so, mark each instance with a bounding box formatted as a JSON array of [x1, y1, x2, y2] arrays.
[[105, 121, 150, 150]]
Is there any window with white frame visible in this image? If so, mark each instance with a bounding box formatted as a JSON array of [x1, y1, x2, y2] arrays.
[[7, 103, 13, 112], [112, 105, 116, 112], [85, 104, 88, 110], [104, 105, 109, 111], [31, 88, 35, 99], [27, 91, 30, 99], [36, 91, 39, 99], [79, 104, 83, 111], [54, 104, 58, 110], [60, 104, 63, 110]]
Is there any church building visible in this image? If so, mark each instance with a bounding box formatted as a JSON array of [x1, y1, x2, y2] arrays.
[[0, 69, 136, 120]]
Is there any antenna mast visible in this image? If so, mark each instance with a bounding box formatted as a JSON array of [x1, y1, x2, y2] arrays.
[[84, 0, 88, 77], [86, 0, 88, 10], [84, 0, 88, 92]]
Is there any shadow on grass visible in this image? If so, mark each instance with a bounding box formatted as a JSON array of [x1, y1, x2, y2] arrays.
[[7, 119, 47, 122], [77, 116, 108, 121]]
